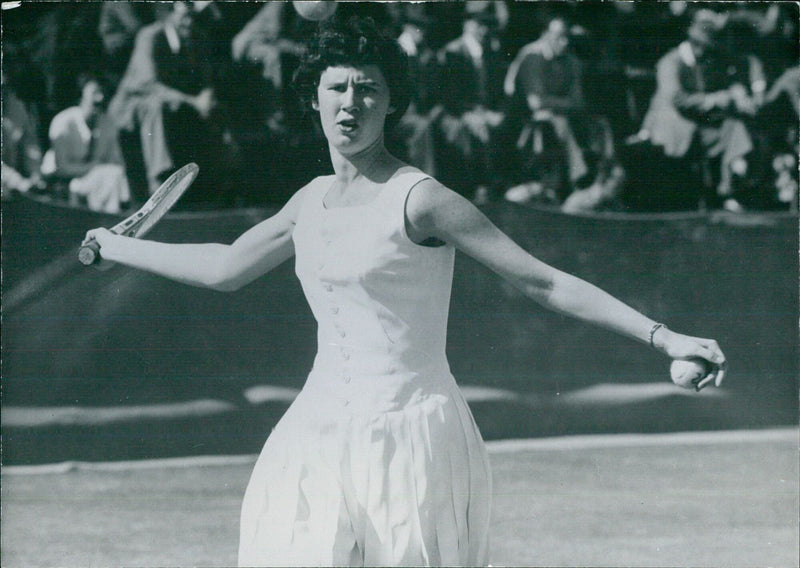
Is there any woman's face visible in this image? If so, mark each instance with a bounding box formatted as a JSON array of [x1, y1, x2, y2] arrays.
[[313, 64, 394, 156]]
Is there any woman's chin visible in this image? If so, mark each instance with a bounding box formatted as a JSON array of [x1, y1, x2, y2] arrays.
[[331, 132, 383, 157]]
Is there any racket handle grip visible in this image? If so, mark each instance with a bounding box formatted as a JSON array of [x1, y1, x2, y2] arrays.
[[78, 241, 101, 265]]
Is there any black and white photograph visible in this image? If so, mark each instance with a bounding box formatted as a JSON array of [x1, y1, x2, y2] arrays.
[[1, 1, 798, 566]]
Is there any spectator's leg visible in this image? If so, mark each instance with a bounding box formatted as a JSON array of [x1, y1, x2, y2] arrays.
[[702, 119, 753, 200], [548, 115, 588, 186], [135, 98, 175, 193]]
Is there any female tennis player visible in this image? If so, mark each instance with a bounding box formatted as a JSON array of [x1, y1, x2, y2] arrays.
[[83, 16, 727, 568]]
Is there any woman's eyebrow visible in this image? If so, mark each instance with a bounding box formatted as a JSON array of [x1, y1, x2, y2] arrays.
[[353, 78, 382, 88]]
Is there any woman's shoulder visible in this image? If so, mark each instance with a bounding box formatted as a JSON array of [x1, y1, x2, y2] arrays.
[[278, 174, 335, 218], [403, 175, 461, 223], [306, 173, 337, 188]]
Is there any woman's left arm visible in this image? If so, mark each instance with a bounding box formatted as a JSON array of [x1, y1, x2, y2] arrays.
[[406, 180, 727, 389]]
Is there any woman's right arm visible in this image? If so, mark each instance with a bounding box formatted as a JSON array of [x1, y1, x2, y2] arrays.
[[83, 184, 309, 291]]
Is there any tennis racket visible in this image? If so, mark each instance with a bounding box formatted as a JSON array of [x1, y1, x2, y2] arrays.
[[78, 162, 199, 266]]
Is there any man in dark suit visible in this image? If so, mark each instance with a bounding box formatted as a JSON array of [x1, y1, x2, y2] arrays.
[[504, 16, 589, 201], [108, 1, 231, 204], [433, 2, 510, 203]]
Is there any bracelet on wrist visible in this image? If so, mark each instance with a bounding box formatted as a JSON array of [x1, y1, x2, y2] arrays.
[[648, 322, 668, 350]]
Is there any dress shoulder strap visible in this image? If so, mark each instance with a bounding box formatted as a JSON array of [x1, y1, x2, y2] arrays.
[[382, 166, 433, 241]]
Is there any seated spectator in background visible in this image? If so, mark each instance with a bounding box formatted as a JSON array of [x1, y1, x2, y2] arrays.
[[762, 65, 799, 208], [434, 2, 510, 203], [1, 66, 44, 199], [108, 1, 235, 206], [503, 16, 590, 203], [227, 2, 330, 205], [639, 10, 757, 210], [231, 2, 307, 94], [717, 15, 787, 211], [97, 2, 153, 90], [41, 73, 130, 213], [229, 1, 316, 141], [389, 4, 440, 175]]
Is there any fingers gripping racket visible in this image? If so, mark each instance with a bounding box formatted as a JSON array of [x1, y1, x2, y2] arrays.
[[78, 163, 199, 266]]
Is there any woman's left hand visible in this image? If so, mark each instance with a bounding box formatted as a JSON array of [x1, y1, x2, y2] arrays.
[[654, 327, 728, 390]]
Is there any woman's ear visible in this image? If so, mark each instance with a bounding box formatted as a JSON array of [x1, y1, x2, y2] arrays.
[[311, 99, 320, 111]]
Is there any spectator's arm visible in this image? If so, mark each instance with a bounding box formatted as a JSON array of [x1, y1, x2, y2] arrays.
[[231, 2, 283, 62], [656, 51, 729, 115], [504, 43, 537, 96], [764, 66, 800, 115], [517, 53, 585, 114], [2, 162, 33, 193]]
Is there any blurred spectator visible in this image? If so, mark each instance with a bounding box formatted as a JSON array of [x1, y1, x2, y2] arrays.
[[229, 1, 315, 140], [725, 3, 798, 82], [40, 73, 130, 213], [231, 2, 307, 93], [762, 65, 800, 209], [98, 2, 153, 90], [389, 4, 441, 175], [433, 2, 510, 203], [638, 9, 757, 211], [504, 15, 627, 213], [717, 15, 779, 210], [2, 3, 80, 131], [225, 3, 328, 205], [3, 2, 795, 213], [503, 17, 588, 203], [568, 2, 691, 141], [765, 65, 800, 116], [108, 1, 237, 206], [1, 66, 45, 199]]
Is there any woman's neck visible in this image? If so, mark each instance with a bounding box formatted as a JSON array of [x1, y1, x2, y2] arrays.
[[329, 137, 399, 186]]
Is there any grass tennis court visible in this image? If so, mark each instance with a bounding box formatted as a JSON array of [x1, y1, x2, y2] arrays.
[[2, 429, 797, 568]]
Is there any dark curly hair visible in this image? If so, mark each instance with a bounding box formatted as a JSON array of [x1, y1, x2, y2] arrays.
[[292, 15, 411, 132]]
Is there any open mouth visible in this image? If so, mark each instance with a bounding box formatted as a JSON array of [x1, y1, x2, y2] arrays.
[[337, 117, 359, 133]]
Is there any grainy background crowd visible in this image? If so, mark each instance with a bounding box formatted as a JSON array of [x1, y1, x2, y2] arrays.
[[2, 1, 798, 213]]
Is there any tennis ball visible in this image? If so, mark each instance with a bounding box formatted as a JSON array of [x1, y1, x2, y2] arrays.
[[670, 358, 711, 389], [293, 1, 338, 21]]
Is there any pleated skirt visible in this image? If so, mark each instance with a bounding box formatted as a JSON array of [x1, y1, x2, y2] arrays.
[[238, 374, 492, 567]]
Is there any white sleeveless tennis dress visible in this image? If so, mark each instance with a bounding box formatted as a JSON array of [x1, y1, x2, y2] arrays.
[[238, 167, 492, 567]]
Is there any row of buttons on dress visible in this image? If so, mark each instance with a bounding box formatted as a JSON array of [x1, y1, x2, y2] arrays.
[[320, 265, 352, 404]]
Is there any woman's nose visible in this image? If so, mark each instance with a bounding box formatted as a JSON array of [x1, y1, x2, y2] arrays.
[[341, 85, 358, 111]]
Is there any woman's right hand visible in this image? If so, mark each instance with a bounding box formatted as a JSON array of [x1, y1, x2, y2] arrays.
[[82, 227, 119, 264], [83, 227, 115, 247]]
